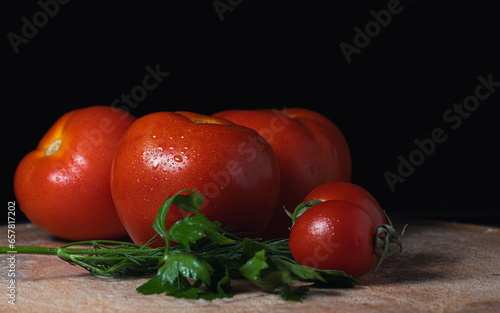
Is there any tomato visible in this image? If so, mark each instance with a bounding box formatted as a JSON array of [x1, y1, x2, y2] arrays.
[[213, 108, 351, 239], [110, 111, 280, 247], [14, 106, 136, 240], [288, 200, 377, 277], [303, 181, 386, 227]]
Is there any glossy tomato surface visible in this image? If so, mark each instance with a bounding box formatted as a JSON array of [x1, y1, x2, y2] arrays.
[[14, 106, 136, 240], [304, 181, 386, 227], [288, 200, 377, 277], [214, 108, 351, 238], [111, 111, 280, 247]]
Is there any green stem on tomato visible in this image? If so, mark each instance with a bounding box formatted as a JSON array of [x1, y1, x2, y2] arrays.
[[285, 200, 322, 228], [373, 212, 407, 271]]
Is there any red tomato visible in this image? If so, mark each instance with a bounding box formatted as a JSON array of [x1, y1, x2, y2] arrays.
[[288, 200, 377, 277], [110, 111, 280, 247], [213, 108, 351, 239], [303, 181, 386, 226], [14, 106, 136, 240]]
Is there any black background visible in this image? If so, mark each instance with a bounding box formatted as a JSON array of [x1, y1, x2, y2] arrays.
[[3, 1, 500, 226]]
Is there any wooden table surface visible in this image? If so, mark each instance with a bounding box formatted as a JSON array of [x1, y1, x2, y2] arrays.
[[1, 220, 499, 313]]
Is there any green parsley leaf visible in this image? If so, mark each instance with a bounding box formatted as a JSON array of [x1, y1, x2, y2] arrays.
[[238, 247, 291, 293], [238, 249, 269, 285], [213, 266, 232, 298], [136, 253, 213, 295], [152, 189, 205, 241], [199, 265, 233, 300], [168, 214, 235, 252], [280, 284, 309, 302], [135, 274, 166, 295], [312, 269, 359, 288], [271, 256, 325, 283]]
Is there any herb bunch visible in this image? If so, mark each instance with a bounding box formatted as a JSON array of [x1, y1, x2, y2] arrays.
[[0, 189, 358, 301]]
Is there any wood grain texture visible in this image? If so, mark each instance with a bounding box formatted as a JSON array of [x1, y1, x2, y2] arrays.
[[1, 220, 499, 313]]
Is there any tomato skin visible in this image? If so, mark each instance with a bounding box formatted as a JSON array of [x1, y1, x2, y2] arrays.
[[110, 111, 280, 247], [14, 106, 136, 240], [304, 181, 386, 227], [288, 200, 377, 277], [213, 108, 351, 239]]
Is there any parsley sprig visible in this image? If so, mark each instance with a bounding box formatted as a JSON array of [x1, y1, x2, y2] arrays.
[[0, 189, 358, 301]]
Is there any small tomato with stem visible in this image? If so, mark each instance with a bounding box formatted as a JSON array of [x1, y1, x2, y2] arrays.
[[288, 183, 406, 277], [289, 200, 378, 277]]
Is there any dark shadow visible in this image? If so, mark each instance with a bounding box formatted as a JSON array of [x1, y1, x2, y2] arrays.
[[361, 250, 461, 286]]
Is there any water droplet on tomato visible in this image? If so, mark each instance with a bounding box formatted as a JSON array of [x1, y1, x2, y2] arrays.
[[174, 155, 183, 162]]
